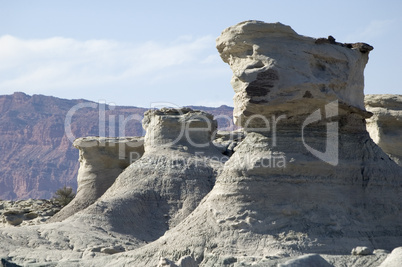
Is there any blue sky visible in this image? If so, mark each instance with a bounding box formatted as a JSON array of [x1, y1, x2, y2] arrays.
[[0, 0, 401, 107]]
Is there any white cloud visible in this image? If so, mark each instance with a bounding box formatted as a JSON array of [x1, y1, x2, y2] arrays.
[[345, 19, 395, 42], [0, 35, 218, 96]]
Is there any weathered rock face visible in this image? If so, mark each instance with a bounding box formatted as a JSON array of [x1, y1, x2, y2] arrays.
[[142, 108, 217, 152], [0, 21, 401, 267], [216, 20, 373, 128], [0, 108, 225, 265], [65, 108, 224, 241], [49, 137, 144, 222], [110, 21, 402, 266], [365, 94, 402, 166]]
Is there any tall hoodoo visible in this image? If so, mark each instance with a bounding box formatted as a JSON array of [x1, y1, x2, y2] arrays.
[[67, 108, 224, 241], [216, 20, 373, 128], [115, 21, 402, 266], [49, 137, 144, 222]]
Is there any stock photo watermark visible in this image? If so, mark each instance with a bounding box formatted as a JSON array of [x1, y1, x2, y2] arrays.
[[64, 100, 339, 167]]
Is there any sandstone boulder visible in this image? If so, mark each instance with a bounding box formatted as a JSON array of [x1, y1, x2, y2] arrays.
[[352, 246, 373, 256], [365, 94, 402, 166], [212, 130, 245, 156], [176, 255, 198, 267]]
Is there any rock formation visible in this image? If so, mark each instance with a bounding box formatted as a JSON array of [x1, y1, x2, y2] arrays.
[[49, 137, 144, 222], [0, 21, 401, 267], [0, 199, 61, 227], [65, 108, 224, 240], [98, 20, 402, 266], [365, 94, 402, 166], [212, 130, 245, 156], [0, 108, 225, 264], [216, 21, 372, 128], [0, 92, 234, 200]]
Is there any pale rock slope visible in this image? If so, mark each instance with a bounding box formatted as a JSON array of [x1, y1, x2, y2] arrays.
[[67, 108, 224, 240], [365, 94, 402, 166], [50, 137, 144, 222], [95, 20, 402, 266], [379, 247, 402, 267], [0, 108, 224, 265]]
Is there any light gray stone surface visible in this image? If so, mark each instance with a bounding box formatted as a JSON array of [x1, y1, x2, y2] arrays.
[[365, 94, 402, 166], [352, 246, 373, 256], [90, 20, 402, 266], [0, 108, 224, 266], [379, 247, 402, 267], [0, 21, 401, 267], [216, 20, 372, 128], [278, 254, 332, 267], [49, 137, 144, 222]]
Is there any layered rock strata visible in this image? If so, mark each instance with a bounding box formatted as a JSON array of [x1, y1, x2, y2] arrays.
[[67, 108, 224, 240], [50, 137, 144, 222], [216, 21, 372, 128], [105, 20, 402, 266], [365, 94, 402, 166]]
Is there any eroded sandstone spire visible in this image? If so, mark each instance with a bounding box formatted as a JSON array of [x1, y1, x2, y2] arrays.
[[49, 137, 144, 222], [216, 20, 373, 128], [66, 108, 224, 240], [111, 21, 402, 266]]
